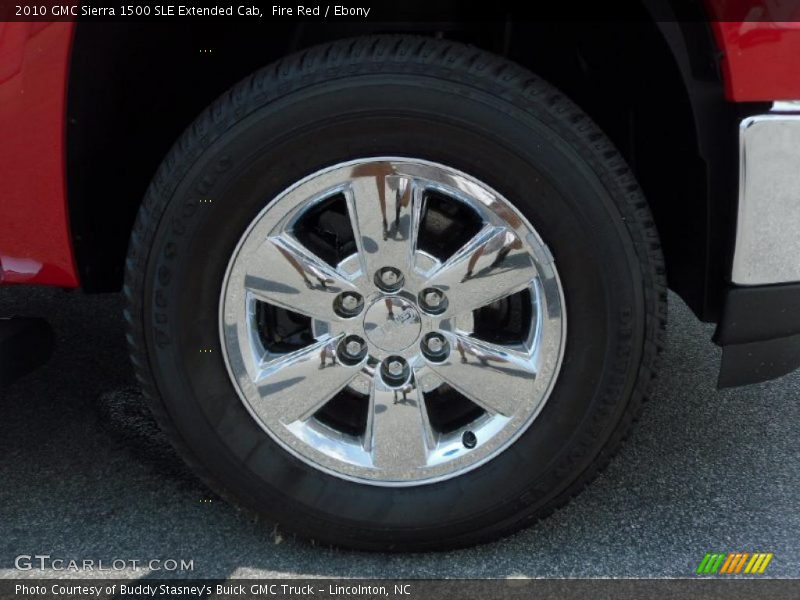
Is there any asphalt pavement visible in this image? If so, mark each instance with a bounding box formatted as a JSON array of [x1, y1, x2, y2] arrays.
[[0, 286, 797, 579]]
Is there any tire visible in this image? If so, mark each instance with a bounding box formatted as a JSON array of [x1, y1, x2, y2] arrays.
[[124, 35, 666, 551]]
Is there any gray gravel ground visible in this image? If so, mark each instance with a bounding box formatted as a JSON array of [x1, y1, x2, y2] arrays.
[[0, 286, 797, 579]]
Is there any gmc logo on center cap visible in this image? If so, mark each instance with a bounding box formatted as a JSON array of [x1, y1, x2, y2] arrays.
[[379, 307, 417, 336]]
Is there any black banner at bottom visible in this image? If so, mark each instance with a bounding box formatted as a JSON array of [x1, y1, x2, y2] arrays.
[[1, 579, 800, 600]]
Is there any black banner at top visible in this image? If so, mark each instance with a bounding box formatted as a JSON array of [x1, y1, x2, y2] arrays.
[[2, 0, 800, 22]]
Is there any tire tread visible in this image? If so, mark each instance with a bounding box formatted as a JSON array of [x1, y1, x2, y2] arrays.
[[124, 35, 667, 551]]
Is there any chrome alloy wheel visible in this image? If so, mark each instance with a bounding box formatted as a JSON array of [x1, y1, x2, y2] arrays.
[[220, 158, 566, 486]]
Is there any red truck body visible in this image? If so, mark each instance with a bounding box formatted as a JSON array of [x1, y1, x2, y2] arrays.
[[0, 23, 75, 286]]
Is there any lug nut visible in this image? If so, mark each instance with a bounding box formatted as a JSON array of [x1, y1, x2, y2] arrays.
[[421, 332, 449, 361], [387, 360, 404, 377], [334, 292, 363, 317], [338, 335, 367, 364], [375, 267, 404, 292], [426, 335, 444, 354], [382, 270, 399, 286], [419, 288, 447, 314], [424, 290, 443, 307], [341, 294, 359, 312], [345, 339, 363, 357], [381, 356, 409, 385]]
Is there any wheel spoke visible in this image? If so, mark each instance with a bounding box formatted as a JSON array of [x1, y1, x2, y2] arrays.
[[252, 337, 359, 424], [427, 333, 536, 417], [346, 166, 421, 277], [423, 226, 538, 317], [365, 374, 434, 472], [243, 234, 359, 322]]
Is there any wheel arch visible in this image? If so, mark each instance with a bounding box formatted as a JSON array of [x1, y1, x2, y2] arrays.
[[66, 8, 733, 320]]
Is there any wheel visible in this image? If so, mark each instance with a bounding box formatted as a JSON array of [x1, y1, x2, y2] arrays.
[[125, 36, 666, 550]]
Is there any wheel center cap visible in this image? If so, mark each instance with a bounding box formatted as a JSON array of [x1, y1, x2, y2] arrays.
[[363, 296, 422, 352]]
